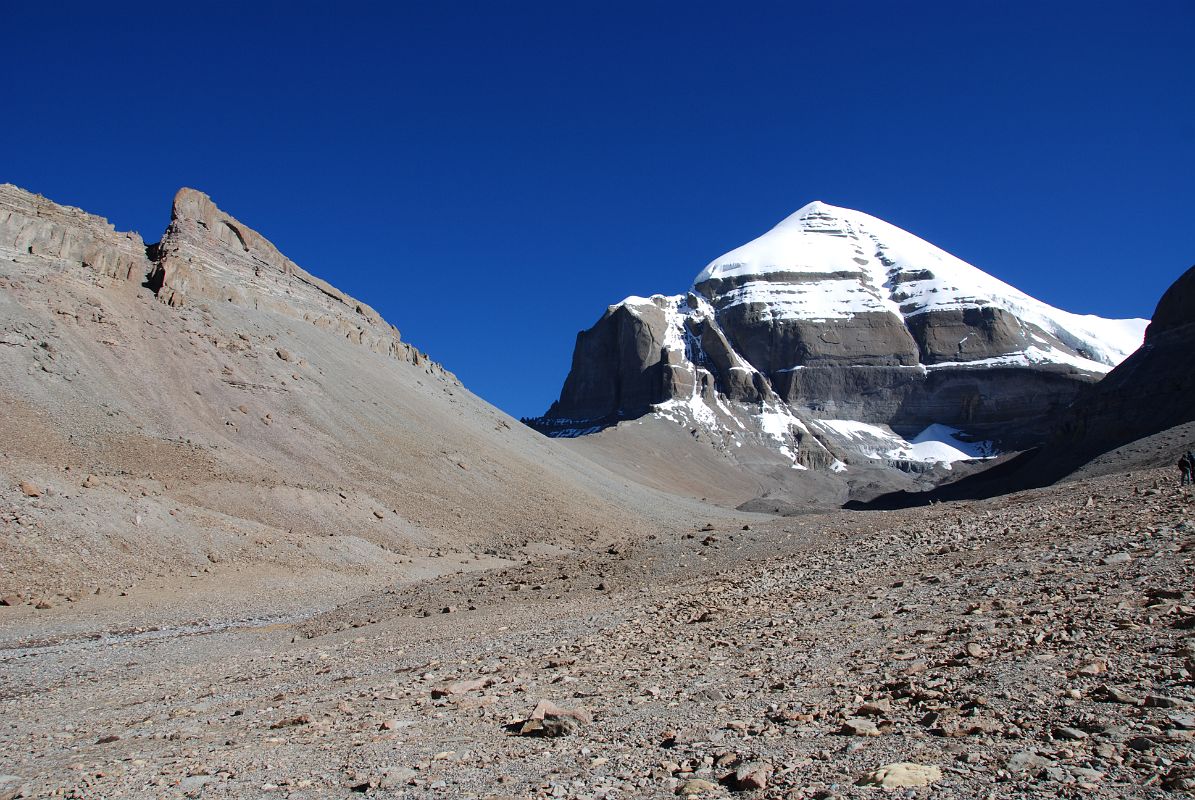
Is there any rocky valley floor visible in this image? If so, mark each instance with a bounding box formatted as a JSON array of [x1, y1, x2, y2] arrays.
[[1, 468, 1193, 799]]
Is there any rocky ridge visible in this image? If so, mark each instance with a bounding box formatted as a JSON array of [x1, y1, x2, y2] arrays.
[[145, 187, 437, 371], [1, 184, 441, 374], [0, 184, 717, 601]]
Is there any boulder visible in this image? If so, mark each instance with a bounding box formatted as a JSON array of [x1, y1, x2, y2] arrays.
[[861, 762, 942, 788]]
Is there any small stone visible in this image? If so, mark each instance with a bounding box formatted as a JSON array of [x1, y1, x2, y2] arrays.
[[276, 348, 292, 361], [431, 677, 491, 698], [377, 768, 416, 789], [1007, 751, 1055, 775], [1144, 694, 1187, 709], [1069, 766, 1104, 783], [1168, 712, 1195, 730], [529, 699, 592, 724], [1163, 766, 1195, 791], [734, 761, 773, 790], [1077, 660, 1106, 676], [81, 474, 99, 488], [518, 699, 590, 736], [372, 510, 385, 519], [677, 778, 719, 795], [1126, 735, 1155, 751], [378, 719, 414, 731], [96, 734, 120, 744], [857, 698, 892, 716], [861, 763, 942, 788], [0, 595, 21, 607], [841, 717, 880, 737], [269, 714, 311, 729], [34, 599, 52, 610], [965, 642, 988, 659], [18, 481, 41, 497], [1054, 725, 1088, 740], [1100, 685, 1141, 704], [1101, 552, 1131, 565]]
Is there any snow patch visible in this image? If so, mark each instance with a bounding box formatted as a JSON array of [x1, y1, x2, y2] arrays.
[[757, 402, 809, 467], [816, 419, 994, 467], [926, 346, 1114, 374]]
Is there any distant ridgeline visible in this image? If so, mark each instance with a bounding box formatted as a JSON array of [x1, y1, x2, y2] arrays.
[[0, 183, 451, 378]]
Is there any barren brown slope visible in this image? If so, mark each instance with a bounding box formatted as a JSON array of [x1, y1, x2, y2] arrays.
[[0, 184, 737, 602]]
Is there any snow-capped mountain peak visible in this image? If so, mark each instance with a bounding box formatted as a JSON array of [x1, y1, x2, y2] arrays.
[[694, 201, 1145, 370], [534, 200, 1150, 485]]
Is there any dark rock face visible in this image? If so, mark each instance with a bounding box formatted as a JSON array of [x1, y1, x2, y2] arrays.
[[1146, 263, 1195, 340], [686, 314, 771, 404], [708, 304, 922, 371], [538, 285, 1131, 449], [545, 302, 671, 423], [772, 363, 1092, 441], [907, 307, 1033, 364]]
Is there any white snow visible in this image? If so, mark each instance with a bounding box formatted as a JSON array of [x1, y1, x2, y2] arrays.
[[816, 419, 994, 467], [926, 345, 1114, 374], [757, 402, 809, 468], [695, 201, 1147, 368], [653, 390, 718, 430]]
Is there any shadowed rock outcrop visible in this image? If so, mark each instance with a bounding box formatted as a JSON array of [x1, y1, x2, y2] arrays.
[[1022, 263, 1195, 480]]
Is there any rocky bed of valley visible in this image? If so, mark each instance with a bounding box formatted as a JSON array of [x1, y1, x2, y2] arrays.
[[1, 468, 1193, 799]]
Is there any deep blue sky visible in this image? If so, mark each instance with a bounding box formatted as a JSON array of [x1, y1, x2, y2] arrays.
[[5, 2, 1193, 417]]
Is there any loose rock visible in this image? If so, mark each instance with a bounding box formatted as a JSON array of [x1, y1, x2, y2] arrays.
[[861, 763, 942, 788]]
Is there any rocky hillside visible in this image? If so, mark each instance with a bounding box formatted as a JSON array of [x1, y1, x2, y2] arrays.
[[530, 202, 1146, 505], [0, 184, 722, 600]]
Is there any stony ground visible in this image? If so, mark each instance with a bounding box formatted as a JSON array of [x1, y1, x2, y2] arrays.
[[1, 467, 1193, 799]]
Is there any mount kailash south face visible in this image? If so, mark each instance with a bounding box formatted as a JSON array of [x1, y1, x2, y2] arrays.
[[530, 201, 1147, 494]]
